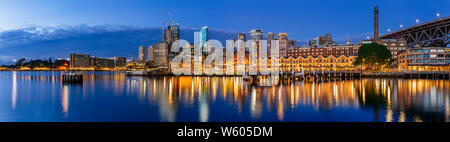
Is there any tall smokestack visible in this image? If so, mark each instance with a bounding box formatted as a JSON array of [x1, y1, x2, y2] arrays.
[[374, 6, 379, 40]]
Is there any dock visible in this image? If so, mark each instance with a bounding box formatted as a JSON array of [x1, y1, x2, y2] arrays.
[[362, 71, 450, 79], [62, 73, 83, 83]]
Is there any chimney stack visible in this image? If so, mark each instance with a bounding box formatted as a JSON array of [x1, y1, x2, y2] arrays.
[[374, 6, 379, 40]]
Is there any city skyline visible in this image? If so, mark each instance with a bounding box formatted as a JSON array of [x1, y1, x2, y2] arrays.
[[0, 0, 448, 41], [0, 0, 448, 65]]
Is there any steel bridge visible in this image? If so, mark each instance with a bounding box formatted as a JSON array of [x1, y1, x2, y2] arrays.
[[379, 16, 450, 48]]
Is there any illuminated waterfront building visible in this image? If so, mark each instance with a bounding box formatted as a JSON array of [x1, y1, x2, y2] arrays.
[[138, 45, 146, 63], [148, 45, 154, 65], [279, 55, 357, 72], [267, 32, 275, 57], [287, 44, 359, 57], [92, 56, 115, 68], [70, 54, 91, 68], [277, 33, 296, 57], [398, 47, 450, 71], [0, 67, 10, 70], [113, 57, 126, 67], [70, 53, 126, 69], [153, 42, 169, 68], [378, 39, 407, 61]]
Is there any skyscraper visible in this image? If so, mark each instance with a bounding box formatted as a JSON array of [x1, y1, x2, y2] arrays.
[[237, 33, 246, 41], [148, 45, 154, 65], [139, 45, 146, 63], [250, 29, 263, 40], [163, 19, 180, 66], [267, 32, 275, 57], [153, 42, 168, 68], [164, 20, 180, 45], [200, 26, 209, 53], [278, 33, 289, 57]]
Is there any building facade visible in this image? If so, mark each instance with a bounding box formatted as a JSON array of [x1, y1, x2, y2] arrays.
[[287, 44, 360, 57], [278, 33, 289, 57], [378, 39, 407, 61], [164, 20, 180, 65], [70, 53, 125, 69], [113, 57, 126, 67], [319, 33, 335, 45], [139, 45, 146, 63], [148, 45, 154, 65], [279, 55, 357, 72], [250, 29, 263, 40], [92, 57, 115, 68], [360, 38, 407, 64], [200, 26, 209, 53], [398, 47, 450, 71], [153, 42, 169, 68], [267, 32, 275, 57], [70, 54, 91, 68]]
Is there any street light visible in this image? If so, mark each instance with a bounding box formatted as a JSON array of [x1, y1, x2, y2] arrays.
[[436, 13, 440, 18], [400, 24, 403, 28], [415, 19, 420, 24], [387, 29, 391, 32]]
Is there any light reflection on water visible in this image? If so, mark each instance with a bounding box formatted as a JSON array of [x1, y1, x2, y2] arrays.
[[0, 71, 449, 122]]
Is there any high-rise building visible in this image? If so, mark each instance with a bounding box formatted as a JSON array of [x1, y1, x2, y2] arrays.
[[148, 45, 154, 65], [200, 26, 209, 53], [70, 54, 91, 68], [278, 33, 289, 57], [237, 33, 246, 41], [153, 42, 168, 68], [163, 19, 180, 65], [164, 20, 180, 45], [250, 29, 263, 40], [267, 32, 275, 57], [319, 33, 335, 45], [139, 45, 146, 63]]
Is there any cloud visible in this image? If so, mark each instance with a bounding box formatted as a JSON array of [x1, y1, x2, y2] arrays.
[[0, 24, 236, 65]]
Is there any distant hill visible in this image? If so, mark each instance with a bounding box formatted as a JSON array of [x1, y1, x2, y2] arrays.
[[0, 25, 237, 65]]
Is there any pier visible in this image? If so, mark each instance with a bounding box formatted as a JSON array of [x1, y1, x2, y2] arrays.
[[62, 73, 83, 83], [362, 71, 450, 79], [243, 71, 450, 85]]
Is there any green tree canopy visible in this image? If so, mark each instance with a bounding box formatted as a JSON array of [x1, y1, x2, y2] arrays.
[[353, 43, 392, 71]]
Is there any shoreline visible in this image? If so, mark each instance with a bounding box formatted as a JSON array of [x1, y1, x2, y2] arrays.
[[2, 70, 450, 79]]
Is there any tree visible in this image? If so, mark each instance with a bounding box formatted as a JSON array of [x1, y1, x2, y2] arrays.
[[353, 43, 392, 71]]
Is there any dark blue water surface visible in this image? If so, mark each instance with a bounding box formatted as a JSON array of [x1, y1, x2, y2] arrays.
[[0, 71, 449, 122]]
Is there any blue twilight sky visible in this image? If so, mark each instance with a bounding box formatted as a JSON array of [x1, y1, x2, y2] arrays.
[[0, 0, 448, 42]]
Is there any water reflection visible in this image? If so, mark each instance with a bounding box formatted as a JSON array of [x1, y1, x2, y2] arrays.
[[139, 77, 450, 122], [11, 71, 17, 110], [0, 71, 449, 122], [62, 85, 69, 117]]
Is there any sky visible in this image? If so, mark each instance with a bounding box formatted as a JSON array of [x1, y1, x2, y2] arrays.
[[0, 0, 448, 42]]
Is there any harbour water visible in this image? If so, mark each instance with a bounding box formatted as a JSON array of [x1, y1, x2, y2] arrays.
[[0, 71, 449, 122]]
